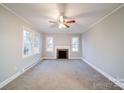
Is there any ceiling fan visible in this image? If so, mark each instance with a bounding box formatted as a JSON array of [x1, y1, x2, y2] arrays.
[[49, 16, 76, 28]]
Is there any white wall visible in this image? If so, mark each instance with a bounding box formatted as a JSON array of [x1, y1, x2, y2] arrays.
[[82, 6, 124, 80], [0, 5, 42, 84], [42, 33, 82, 59]]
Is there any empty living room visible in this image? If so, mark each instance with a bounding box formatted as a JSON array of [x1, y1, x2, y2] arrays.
[[0, 0, 124, 92]]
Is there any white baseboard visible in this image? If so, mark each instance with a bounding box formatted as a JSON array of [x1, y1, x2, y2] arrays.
[[81, 57, 124, 89], [0, 71, 22, 89], [69, 57, 82, 59], [42, 57, 55, 59], [0, 61, 40, 89], [22, 60, 40, 72], [42, 57, 82, 60]]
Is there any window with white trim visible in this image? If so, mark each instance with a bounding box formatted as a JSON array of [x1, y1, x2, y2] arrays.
[[46, 36, 53, 52], [23, 27, 41, 57], [23, 30, 33, 56], [34, 32, 40, 54], [71, 37, 79, 52]]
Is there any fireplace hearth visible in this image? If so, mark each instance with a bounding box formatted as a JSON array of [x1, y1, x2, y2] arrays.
[[57, 49, 68, 59]]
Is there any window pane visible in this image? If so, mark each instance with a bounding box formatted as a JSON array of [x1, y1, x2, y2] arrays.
[[72, 37, 79, 44], [46, 37, 53, 51], [72, 44, 78, 52], [34, 33, 40, 54], [71, 37, 79, 52], [23, 30, 32, 56]]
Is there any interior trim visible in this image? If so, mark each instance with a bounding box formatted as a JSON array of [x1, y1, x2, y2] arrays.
[[1, 4, 123, 33], [81, 57, 124, 89], [0, 71, 21, 89], [0, 3, 33, 27], [42, 57, 82, 60], [88, 4, 124, 30], [0, 61, 40, 89]]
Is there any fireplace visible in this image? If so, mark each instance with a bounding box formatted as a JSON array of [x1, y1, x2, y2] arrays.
[[57, 49, 68, 59]]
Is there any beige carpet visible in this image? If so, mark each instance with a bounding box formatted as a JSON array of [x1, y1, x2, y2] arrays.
[[1, 59, 122, 90]]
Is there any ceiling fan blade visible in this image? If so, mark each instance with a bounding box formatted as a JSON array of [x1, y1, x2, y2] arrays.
[[65, 20, 76, 23], [59, 16, 64, 23], [64, 24, 70, 28]]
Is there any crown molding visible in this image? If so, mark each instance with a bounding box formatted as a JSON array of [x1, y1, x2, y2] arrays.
[[87, 4, 124, 30], [0, 3, 34, 27], [1, 3, 123, 33]]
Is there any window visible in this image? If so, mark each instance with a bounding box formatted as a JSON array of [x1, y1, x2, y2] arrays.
[[34, 33, 40, 54], [71, 37, 79, 52], [46, 36, 53, 52], [23, 30, 33, 56], [23, 27, 41, 57]]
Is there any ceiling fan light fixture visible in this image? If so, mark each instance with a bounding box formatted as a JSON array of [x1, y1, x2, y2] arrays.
[[59, 23, 66, 29], [59, 16, 64, 23], [49, 15, 75, 29]]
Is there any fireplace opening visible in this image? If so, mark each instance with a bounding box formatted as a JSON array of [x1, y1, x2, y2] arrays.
[[57, 49, 68, 59]]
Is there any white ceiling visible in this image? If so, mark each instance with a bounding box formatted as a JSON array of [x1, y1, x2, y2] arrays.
[[4, 3, 121, 33]]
